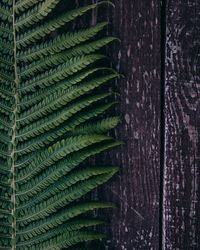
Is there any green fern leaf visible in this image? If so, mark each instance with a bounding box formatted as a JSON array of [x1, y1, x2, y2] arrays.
[[0, 0, 120, 249]]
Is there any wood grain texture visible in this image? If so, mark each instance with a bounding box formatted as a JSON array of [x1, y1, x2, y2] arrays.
[[163, 0, 200, 249], [86, 1, 162, 249], [58, 0, 200, 249]]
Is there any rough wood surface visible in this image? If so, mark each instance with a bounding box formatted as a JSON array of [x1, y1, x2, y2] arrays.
[[88, 1, 162, 249], [163, 0, 200, 249], [60, 0, 200, 249]]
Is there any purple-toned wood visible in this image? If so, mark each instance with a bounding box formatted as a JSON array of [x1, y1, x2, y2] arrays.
[[74, 0, 200, 249], [87, 1, 162, 249], [163, 0, 200, 249]]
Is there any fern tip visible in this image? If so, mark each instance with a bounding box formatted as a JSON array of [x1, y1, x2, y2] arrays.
[[97, 1, 115, 8]]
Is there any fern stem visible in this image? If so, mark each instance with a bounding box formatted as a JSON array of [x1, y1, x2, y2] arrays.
[[11, 0, 18, 249]]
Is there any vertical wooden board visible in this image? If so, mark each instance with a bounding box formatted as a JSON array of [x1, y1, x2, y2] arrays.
[[86, 0, 161, 249], [164, 0, 200, 249]]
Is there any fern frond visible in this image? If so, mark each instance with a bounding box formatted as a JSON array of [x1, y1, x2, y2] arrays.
[[0, 0, 120, 248], [15, 0, 61, 31], [17, 218, 105, 247], [17, 166, 118, 209], [65, 116, 120, 136], [20, 37, 116, 79], [17, 102, 117, 155], [16, 134, 112, 183], [17, 22, 108, 63], [18, 67, 105, 109], [16, 140, 122, 202], [19, 54, 105, 93], [0, 5, 12, 22], [17, 202, 114, 239], [17, 171, 117, 225], [16, 3, 108, 48], [17, 92, 111, 142], [15, 0, 44, 14], [18, 74, 118, 126], [26, 230, 106, 250]]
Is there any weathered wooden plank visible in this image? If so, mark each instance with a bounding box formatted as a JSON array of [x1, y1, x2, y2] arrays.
[[86, 1, 162, 249], [163, 0, 200, 249]]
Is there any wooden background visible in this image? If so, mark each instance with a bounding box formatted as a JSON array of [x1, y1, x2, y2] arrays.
[[164, 0, 200, 249], [77, 0, 200, 249]]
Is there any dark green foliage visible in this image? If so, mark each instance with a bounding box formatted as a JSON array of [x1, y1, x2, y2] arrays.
[[0, 0, 121, 249]]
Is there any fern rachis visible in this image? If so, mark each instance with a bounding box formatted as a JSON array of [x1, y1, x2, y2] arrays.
[[0, 1, 120, 249]]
